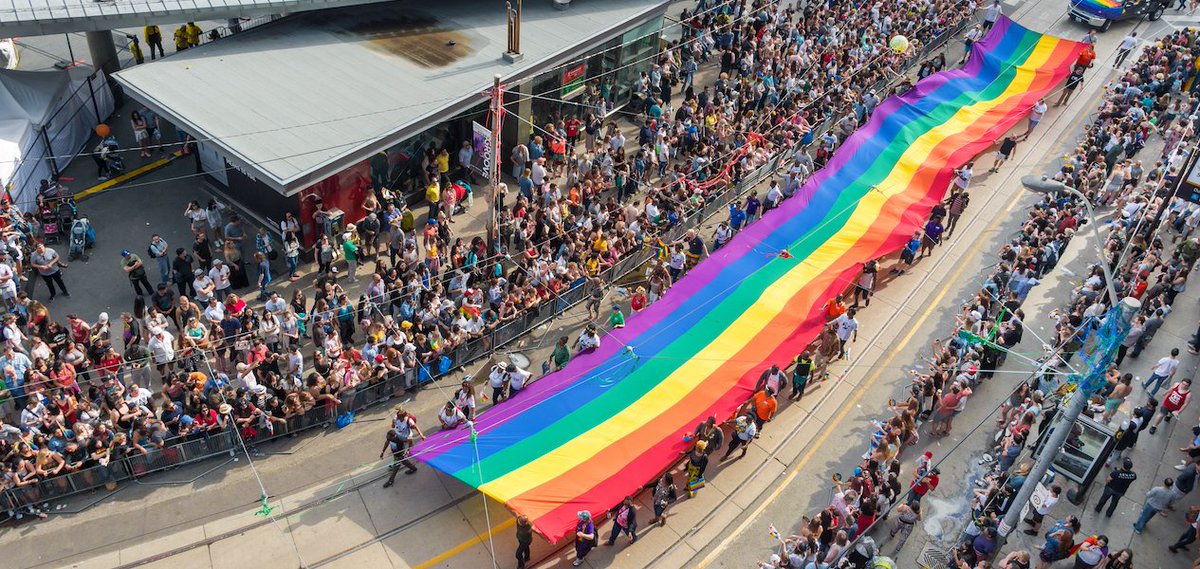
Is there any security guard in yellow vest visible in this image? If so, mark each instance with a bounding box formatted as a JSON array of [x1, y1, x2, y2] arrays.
[[143, 25, 164, 59], [185, 22, 202, 47], [174, 25, 188, 51], [128, 36, 144, 65]]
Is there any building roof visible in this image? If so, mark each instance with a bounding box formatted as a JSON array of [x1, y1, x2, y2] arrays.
[[113, 0, 670, 195], [0, 0, 394, 36]]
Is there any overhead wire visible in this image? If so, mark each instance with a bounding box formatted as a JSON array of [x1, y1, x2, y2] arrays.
[[199, 354, 311, 568], [11, 0, 1080, 554], [5, 0, 754, 174]]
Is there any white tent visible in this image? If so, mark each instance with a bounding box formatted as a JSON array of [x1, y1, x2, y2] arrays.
[[0, 68, 114, 210]]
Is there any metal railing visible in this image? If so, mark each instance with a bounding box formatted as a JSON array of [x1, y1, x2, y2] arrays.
[[0, 148, 783, 513], [0, 13, 972, 518], [114, 14, 285, 68]]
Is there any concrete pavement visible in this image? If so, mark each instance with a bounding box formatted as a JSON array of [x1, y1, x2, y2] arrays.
[[685, 14, 1200, 569], [6, 5, 1196, 569]]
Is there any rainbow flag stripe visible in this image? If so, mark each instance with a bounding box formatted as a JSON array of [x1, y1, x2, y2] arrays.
[[413, 16, 1081, 541], [1073, 0, 1124, 17]]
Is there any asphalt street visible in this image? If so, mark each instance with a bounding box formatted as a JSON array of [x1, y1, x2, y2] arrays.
[[1, 2, 1197, 569]]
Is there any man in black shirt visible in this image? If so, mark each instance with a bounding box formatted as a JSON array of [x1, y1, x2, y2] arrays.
[[192, 232, 214, 272], [62, 441, 88, 473], [989, 136, 1018, 173], [171, 247, 195, 298], [1094, 458, 1137, 517], [1056, 68, 1085, 107], [150, 284, 177, 322]]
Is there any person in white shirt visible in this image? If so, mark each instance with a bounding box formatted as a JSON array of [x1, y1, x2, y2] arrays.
[[506, 363, 531, 397], [668, 245, 687, 282], [124, 384, 153, 410], [610, 131, 626, 154], [488, 363, 510, 403], [0, 253, 17, 307], [20, 399, 48, 432], [765, 181, 784, 210], [1144, 347, 1181, 397], [831, 308, 859, 359], [209, 260, 232, 300], [953, 163, 973, 192], [236, 362, 267, 395], [1115, 32, 1138, 67], [438, 401, 467, 429], [983, 0, 1001, 30], [1022, 484, 1061, 534], [576, 324, 601, 352], [203, 298, 225, 327], [1021, 99, 1047, 138], [713, 221, 733, 250], [464, 315, 484, 336], [192, 270, 215, 303], [147, 327, 175, 375], [264, 291, 287, 317], [285, 344, 304, 380], [531, 159, 547, 186]]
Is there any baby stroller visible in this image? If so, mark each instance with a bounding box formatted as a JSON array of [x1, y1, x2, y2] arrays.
[[55, 198, 77, 236], [38, 203, 59, 244], [68, 216, 94, 261], [99, 136, 125, 178]]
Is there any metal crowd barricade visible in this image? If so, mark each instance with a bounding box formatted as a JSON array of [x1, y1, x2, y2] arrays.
[[0, 96, 834, 513], [1, 20, 981, 511]]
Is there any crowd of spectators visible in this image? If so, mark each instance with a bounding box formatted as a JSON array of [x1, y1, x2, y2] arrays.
[[740, 21, 1200, 569], [0, 0, 975, 533], [0, 0, 904, 518]]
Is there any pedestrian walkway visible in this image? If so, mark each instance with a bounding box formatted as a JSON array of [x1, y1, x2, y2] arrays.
[[894, 214, 1200, 569]]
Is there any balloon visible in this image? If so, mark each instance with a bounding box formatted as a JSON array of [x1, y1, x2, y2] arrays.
[[95, 124, 111, 138], [889, 35, 909, 54]]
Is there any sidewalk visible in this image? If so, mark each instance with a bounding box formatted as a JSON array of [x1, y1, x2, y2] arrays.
[[894, 196, 1200, 567], [4, 7, 1079, 569], [4, 26, 751, 569]]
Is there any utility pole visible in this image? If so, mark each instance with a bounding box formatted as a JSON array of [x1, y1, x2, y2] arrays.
[[996, 296, 1140, 545], [488, 74, 503, 257]]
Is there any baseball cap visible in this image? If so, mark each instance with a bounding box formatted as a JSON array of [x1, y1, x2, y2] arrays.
[[120, 249, 130, 257]]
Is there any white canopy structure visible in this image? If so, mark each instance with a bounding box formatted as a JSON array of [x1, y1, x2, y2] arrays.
[[0, 68, 113, 208]]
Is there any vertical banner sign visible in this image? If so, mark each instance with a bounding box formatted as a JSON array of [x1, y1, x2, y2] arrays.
[[561, 63, 586, 99], [472, 121, 493, 179]]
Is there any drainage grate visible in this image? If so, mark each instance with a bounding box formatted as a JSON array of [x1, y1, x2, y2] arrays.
[[917, 545, 949, 569]]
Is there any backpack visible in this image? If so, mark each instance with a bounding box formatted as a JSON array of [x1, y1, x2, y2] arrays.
[[361, 213, 380, 235]]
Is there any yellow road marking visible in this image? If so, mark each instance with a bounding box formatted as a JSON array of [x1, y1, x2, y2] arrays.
[[413, 58, 1109, 569], [692, 70, 1106, 569], [412, 517, 516, 569], [74, 150, 181, 200]]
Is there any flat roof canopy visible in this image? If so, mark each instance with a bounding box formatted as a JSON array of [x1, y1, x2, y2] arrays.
[[0, 0, 395, 36], [114, 0, 670, 195]]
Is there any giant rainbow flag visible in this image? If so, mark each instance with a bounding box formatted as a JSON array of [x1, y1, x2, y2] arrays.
[[413, 16, 1082, 541]]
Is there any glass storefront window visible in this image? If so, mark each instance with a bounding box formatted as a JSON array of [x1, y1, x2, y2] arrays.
[[529, 15, 664, 129], [379, 101, 488, 203]]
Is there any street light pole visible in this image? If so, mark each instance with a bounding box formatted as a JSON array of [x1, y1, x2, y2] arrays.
[[996, 178, 1143, 548], [488, 73, 503, 258], [996, 296, 1139, 540], [1020, 176, 1119, 304]]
